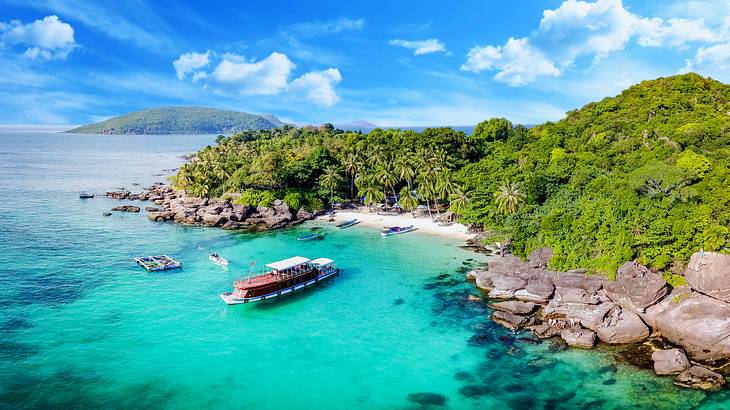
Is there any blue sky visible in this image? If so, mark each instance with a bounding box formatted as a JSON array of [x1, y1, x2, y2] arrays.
[[1, 0, 729, 126]]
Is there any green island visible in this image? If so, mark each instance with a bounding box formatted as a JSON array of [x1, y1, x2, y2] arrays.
[[172, 73, 729, 279]]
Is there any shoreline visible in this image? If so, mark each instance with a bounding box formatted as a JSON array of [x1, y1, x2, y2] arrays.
[[317, 208, 475, 241]]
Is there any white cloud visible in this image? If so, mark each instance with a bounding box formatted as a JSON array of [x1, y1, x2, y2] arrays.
[[172, 51, 210, 80], [211, 52, 296, 95], [461, 37, 560, 86], [389, 38, 446, 55], [290, 68, 342, 106], [682, 42, 730, 81], [290, 17, 365, 37], [0, 15, 75, 60], [463, 0, 724, 86]]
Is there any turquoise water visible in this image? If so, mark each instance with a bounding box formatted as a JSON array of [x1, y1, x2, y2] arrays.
[[0, 132, 727, 409]]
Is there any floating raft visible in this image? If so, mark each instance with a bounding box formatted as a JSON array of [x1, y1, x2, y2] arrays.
[[134, 255, 182, 271]]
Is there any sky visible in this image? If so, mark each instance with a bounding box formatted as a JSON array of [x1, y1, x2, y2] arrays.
[[1, 0, 730, 127]]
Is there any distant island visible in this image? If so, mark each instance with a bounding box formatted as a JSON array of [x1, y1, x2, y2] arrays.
[[66, 106, 282, 135]]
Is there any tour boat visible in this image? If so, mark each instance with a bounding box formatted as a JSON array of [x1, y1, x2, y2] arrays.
[[209, 252, 229, 266], [79, 191, 95, 199], [297, 232, 324, 241], [381, 225, 417, 236], [220, 256, 339, 304], [337, 219, 360, 229]]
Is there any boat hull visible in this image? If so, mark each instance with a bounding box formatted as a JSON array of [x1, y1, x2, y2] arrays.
[[220, 269, 339, 304]]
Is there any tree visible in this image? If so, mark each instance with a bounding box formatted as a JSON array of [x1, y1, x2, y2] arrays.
[[394, 154, 416, 192], [472, 118, 513, 153], [357, 175, 385, 211], [449, 189, 470, 216], [416, 175, 436, 219], [375, 163, 399, 202], [494, 182, 525, 215], [342, 152, 362, 199], [399, 186, 419, 218], [319, 166, 343, 205]]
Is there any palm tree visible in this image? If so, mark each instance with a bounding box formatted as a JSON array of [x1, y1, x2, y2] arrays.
[[375, 163, 399, 203], [398, 186, 419, 218], [435, 171, 457, 206], [416, 175, 436, 219], [357, 175, 385, 211], [319, 166, 343, 206], [449, 189, 470, 216], [494, 182, 525, 215], [394, 154, 416, 193], [341, 152, 361, 199]]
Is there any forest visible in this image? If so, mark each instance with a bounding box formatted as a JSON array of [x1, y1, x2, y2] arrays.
[[172, 73, 730, 277]]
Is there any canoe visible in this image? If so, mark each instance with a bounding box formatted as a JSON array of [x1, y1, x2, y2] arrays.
[[337, 219, 360, 229], [297, 233, 324, 241], [381, 225, 417, 236]]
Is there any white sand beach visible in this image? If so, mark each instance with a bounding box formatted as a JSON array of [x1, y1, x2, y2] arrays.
[[317, 207, 475, 241]]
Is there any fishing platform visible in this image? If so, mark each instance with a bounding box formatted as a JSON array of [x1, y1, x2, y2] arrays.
[[134, 255, 182, 271]]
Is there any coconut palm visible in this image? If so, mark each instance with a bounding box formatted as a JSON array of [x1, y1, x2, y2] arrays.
[[319, 166, 343, 205], [357, 175, 385, 211], [416, 175, 436, 218], [341, 152, 362, 199], [494, 182, 525, 215], [374, 163, 399, 203], [449, 189, 470, 216], [398, 186, 419, 218], [394, 154, 416, 192]]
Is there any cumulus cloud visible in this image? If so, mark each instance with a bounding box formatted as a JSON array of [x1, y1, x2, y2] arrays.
[[212, 52, 295, 95], [289, 68, 342, 106], [463, 0, 724, 86], [682, 42, 730, 81], [389, 38, 446, 55], [0, 15, 75, 60], [172, 51, 210, 80]]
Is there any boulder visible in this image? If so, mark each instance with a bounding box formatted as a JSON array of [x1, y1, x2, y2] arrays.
[[204, 204, 223, 215], [674, 365, 726, 391], [596, 306, 650, 344], [530, 323, 562, 339], [554, 287, 600, 304], [111, 205, 140, 212], [514, 281, 554, 304], [202, 213, 225, 226], [487, 275, 527, 299], [649, 288, 730, 361], [543, 300, 615, 331], [553, 272, 605, 293], [526, 247, 553, 269], [652, 349, 690, 376], [490, 300, 536, 315], [604, 261, 669, 313], [145, 206, 161, 212], [487, 255, 524, 276], [492, 311, 528, 330], [560, 327, 596, 348], [473, 270, 499, 291], [685, 252, 730, 303], [296, 207, 315, 221]]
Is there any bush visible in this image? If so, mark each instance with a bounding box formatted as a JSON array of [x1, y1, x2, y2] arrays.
[[235, 189, 276, 207]]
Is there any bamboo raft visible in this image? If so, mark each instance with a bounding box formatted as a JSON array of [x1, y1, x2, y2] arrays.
[[134, 255, 182, 271]]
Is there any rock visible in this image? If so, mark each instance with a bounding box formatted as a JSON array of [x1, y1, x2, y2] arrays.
[[514, 281, 554, 304], [674, 365, 726, 391], [474, 270, 498, 291], [560, 328, 596, 348], [553, 272, 605, 293], [526, 247, 553, 269], [553, 287, 599, 304], [204, 204, 223, 215], [466, 269, 481, 281], [222, 221, 242, 230], [596, 306, 650, 344], [685, 252, 730, 303], [543, 300, 615, 331], [406, 392, 448, 406], [604, 261, 669, 313], [487, 254, 524, 276], [492, 311, 528, 330], [296, 207, 314, 221], [530, 323, 562, 339], [490, 300, 536, 315], [202, 213, 225, 226], [144, 206, 161, 212], [487, 275, 527, 299], [467, 294, 482, 302], [649, 288, 730, 361], [652, 349, 690, 375], [111, 205, 140, 212]]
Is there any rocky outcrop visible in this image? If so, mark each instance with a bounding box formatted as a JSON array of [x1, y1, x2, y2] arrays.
[[488, 275, 527, 299], [595, 306, 650, 344], [685, 252, 730, 304], [490, 300, 536, 315], [604, 262, 669, 313], [111, 205, 140, 212], [674, 365, 726, 391], [652, 349, 690, 375], [560, 328, 596, 348], [514, 282, 554, 304], [492, 310, 529, 330]]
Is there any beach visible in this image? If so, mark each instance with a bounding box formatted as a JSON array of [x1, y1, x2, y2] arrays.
[[319, 207, 475, 241]]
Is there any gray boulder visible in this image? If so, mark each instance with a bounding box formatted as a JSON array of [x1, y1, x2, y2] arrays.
[[526, 247, 553, 269], [530, 323, 563, 339], [553, 271, 605, 293], [554, 287, 600, 304], [492, 311, 528, 330], [685, 252, 730, 303], [674, 365, 726, 391], [487, 275, 527, 299], [596, 306, 650, 344], [490, 300, 536, 315], [296, 207, 314, 221], [202, 213, 225, 226], [543, 300, 615, 331], [652, 348, 690, 376], [560, 328, 596, 348], [650, 288, 730, 361], [514, 281, 554, 304], [604, 261, 668, 313]]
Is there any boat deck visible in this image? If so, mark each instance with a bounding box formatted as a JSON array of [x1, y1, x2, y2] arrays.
[[134, 255, 182, 271], [222, 268, 339, 304]]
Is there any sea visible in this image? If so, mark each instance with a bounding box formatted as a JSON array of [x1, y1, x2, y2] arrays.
[[0, 131, 726, 409]]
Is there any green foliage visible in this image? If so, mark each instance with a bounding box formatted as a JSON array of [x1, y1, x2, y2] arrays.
[[664, 273, 688, 288], [67, 106, 278, 134], [235, 190, 276, 207]]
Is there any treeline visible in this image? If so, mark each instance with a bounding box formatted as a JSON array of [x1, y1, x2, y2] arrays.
[[173, 73, 730, 276]]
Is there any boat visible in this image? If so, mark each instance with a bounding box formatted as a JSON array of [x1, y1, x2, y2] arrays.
[[220, 256, 339, 304], [79, 191, 94, 199], [209, 252, 229, 266], [381, 225, 417, 236], [337, 218, 360, 229], [297, 232, 324, 241], [134, 255, 182, 271], [102, 212, 112, 216]]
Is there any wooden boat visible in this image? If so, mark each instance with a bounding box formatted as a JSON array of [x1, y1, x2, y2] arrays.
[[381, 225, 417, 236], [297, 232, 324, 241], [220, 256, 339, 304], [337, 219, 360, 229], [134, 255, 182, 271], [79, 191, 94, 199], [209, 252, 229, 266]]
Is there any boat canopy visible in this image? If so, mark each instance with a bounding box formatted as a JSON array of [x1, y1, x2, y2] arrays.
[[310, 257, 334, 267], [266, 256, 311, 271]]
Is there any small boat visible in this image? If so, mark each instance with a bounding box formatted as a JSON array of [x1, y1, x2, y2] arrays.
[[381, 225, 417, 236], [134, 255, 182, 271], [220, 256, 339, 304], [209, 252, 229, 266], [102, 212, 112, 217], [79, 191, 94, 199], [337, 219, 360, 229], [297, 232, 324, 241]]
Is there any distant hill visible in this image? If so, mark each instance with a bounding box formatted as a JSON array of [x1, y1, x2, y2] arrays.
[[335, 120, 379, 130], [66, 107, 281, 135]]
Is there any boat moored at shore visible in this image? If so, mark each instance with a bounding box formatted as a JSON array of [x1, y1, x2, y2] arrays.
[[381, 225, 417, 236], [220, 256, 338, 304]]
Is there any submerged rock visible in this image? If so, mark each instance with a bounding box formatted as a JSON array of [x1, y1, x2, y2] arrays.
[[674, 365, 726, 391], [406, 392, 448, 406], [111, 205, 140, 212], [652, 348, 690, 375], [685, 252, 730, 304]]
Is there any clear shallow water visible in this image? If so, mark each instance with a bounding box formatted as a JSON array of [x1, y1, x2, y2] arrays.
[[0, 132, 727, 409]]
